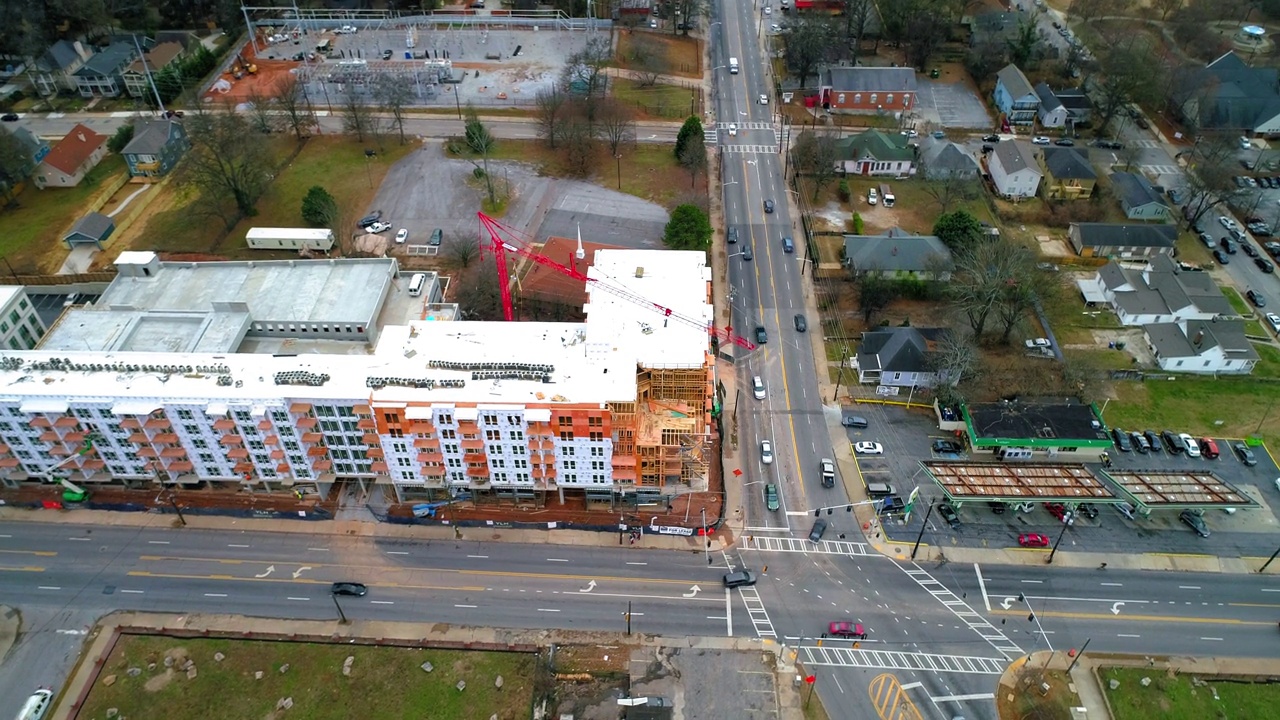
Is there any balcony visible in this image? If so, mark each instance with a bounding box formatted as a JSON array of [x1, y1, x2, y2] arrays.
[[362, 433, 380, 445], [462, 452, 487, 464], [227, 448, 250, 459], [270, 449, 286, 460], [312, 459, 332, 471], [233, 461, 255, 474], [219, 434, 244, 445], [119, 418, 142, 429], [301, 432, 322, 443], [143, 418, 170, 430], [306, 446, 328, 457], [276, 462, 292, 473], [353, 404, 371, 415], [82, 458, 106, 470], [408, 422, 434, 435], [257, 420, 273, 431], [54, 417, 79, 428], [167, 461, 194, 472], [38, 431, 60, 443], [532, 467, 557, 479], [289, 402, 312, 414], [160, 447, 186, 458], [296, 417, 318, 429], [422, 465, 447, 477], [465, 466, 489, 478], [366, 448, 385, 460], [369, 461, 389, 473], [0, 458, 19, 468], [137, 448, 158, 458], [127, 432, 150, 444], [357, 419, 376, 430], [213, 418, 235, 431], [417, 451, 444, 463], [461, 438, 484, 450], [29, 417, 51, 428], [153, 433, 179, 445], [611, 467, 637, 481], [414, 438, 440, 450], [263, 435, 279, 446], [528, 438, 555, 451]]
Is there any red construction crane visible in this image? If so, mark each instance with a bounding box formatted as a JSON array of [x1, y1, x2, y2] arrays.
[[476, 212, 756, 350]]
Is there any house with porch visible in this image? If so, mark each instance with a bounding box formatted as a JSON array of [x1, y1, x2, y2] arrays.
[[1110, 172, 1171, 221], [121, 118, 189, 181], [122, 41, 184, 98], [1145, 319, 1258, 374], [833, 130, 917, 177], [28, 39, 94, 96], [73, 42, 139, 97], [1068, 223, 1177, 259], [854, 327, 953, 388], [1076, 255, 1234, 326], [988, 140, 1042, 199], [1039, 147, 1096, 200], [32, 123, 107, 188], [993, 64, 1038, 126]]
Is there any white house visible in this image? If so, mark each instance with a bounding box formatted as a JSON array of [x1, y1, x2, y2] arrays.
[[1076, 256, 1234, 326], [988, 140, 1042, 199], [1145, 319, 1258, 374], [1034, 82, 1070, 128]]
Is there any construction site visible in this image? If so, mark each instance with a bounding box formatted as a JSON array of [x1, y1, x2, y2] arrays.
[[206, 5, 604, 106]]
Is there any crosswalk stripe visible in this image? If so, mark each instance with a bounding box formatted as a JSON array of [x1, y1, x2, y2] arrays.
[[742, 536, 875, 556], [798, 646, 1007, 675], [723, 144, 779, 154]]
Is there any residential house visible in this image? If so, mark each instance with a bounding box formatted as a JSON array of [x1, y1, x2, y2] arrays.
[[817, 67, 917, 115], [74, 42, 139, 97], [1039, 146, 1096, 200], [121, 118, 189, 181], [1172, 51, 1280, 135], [919, 141, 981, 180], [1145, 319, 1258, 374], [854, 327, 953, 388], [987, 140, 1042, 199], [1068, 222, 1178, 259], [0, 126, 47, 198], [33, 123, 108, 189], [62, 212, 116, 249], [1110, 172, 1171, 221], [968, 11, 1027, 48], [1034, 82, 1070, 128], [10, 127, 50, 169], [1076, 255, 1233, 326], [842, 227, 954, 280], [833, 130, 916, 177], [28, 39, 93, 96], [122, 41, 184, 98], [993, 64, 1039, 126], [1054, 87, 1093, 125]]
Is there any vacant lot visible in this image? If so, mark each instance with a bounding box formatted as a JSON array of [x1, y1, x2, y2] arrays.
[[78, 635, 537, 720], [614, 30, 701, 78], [1102, 666, 1280, 720], [1, 154, 126, 274], [612, 77, 699, 120]]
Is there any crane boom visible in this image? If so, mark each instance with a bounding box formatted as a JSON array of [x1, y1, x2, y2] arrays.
[[477, 213, 756, 350]]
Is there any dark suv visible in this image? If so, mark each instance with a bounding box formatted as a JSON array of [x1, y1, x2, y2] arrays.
[[932, 439, 963, 455], [1111, 427, 1132, 451], [727, 227, 739, 244], [1162, 430, 1186, 453], [754, 326, 768, 344]]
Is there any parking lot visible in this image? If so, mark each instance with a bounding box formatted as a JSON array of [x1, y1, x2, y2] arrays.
[[838, 404, 1280, 557], [913, 79, 992, 130]]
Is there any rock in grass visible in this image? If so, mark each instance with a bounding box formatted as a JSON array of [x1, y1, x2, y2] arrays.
[[495, 675, 503, 689], [214, 652, 225, 662], [126, 667, 141, 677], [102, 675, 117, 687], [421, 662, 433, 673], [456, 680, 466, 692], [279, 663, 290, 674], [255, 671, 265, 680], [1109, 679, 1120, 690]]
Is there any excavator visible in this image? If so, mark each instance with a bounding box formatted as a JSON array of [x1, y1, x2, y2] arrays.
[[40, 434, 99, 503]]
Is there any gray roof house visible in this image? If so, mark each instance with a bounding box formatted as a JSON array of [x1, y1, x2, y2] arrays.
[[994, 64, 1038, 125], [1054, 87, 1093, 124], [842, 227, 954, 280], [1110, 172, 1171, 221], [63, 212, 116, 249], [1077, 255, 1234, 326], [1172, 51, 1280, 135], [121, 118, 189, 181], [1068, 222, 1177, 259], [29, 39, 93, 96], [1039, 146, 1097, 200], [1034, 82, 1069, 128], [73, 41, 139, 97], [855, 327, 953, 388], [919, 141, 981, 180], [988, 140, 1042, 199], [1145, 319, 1258, 374]]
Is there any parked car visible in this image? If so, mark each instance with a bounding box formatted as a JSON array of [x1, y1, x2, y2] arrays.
[[394, 228, 408, 244], [1032, 136, 1051, 145], [763, 483, 780, 510], [1134, 116, 1150, 129], [842, 415, 869, 428], [1241, 241, 1260, 258], [937, 503, 961, 529], [1143, 430, 1163, 452], [824, 621, 868, 639], [1199, 437, 1220, 459], [1162, 430, 1186, 453], [358, 211, 382, 227], [1018, 533, 1050, 548], [1094, 139, 1124, 150], [854, 441, 884, 455], [1220, 236, 1237, 254], [1130, 431, 1150, 453], [1025, 338, 1050, 348], [981, 134, 1001, 142], [760, 439, 773, 464], [723, 570, 757, 588], [1115, 501, 1137, 520], [331, 581, 368, 596], [1233, 443, 1257, 466], [428, 228, 443, 246], [0, 113, 17, 122], [1078, 503, 1099, 520], [1180, 510, 1210, 538], [1256, 258, 1276, 274], [382, 48, 393, 59], [1167, 188, 1184, 204], [1247, 289, 1267, 307], [1180, 433, 1201, 457], [366, 222, 391, 233], [988, 501, 1006, 514], [1265, 312, 1280, 333], [932, 439, 963, 455], [1111, 427, 1132, 451], [1046, 502, 1073, 524], [1053, 138, 1075, 146], [1198, 232, 1215, 249], [1219, 216, 1239, 232], [1213, 249, 1230, 265]]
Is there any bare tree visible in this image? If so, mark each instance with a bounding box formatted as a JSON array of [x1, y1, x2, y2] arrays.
[[929, 329, 980, 390], [596, 99, 636, 157], [1152, 0, 1184, 20], [1178, 135, 1250, 231], [628, 35, 665, 87], [791, 130, 840, 201], [373, 74, 414, 145], [534, 85, 568, 149], [922, 175, 980, 213], [243, 88, 279, 135], [339, 89, 376, 142], [450, 239, 479, 268], [272, 74, 316, 142], [561, 35, 613, 101], [843, 0, 877, 60], [949, 238, 1030, 339], [179, 104, 272, 230], [561, 120, 597, 177]]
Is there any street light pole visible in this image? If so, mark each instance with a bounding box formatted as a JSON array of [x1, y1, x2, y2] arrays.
[[1046, 514, 1071, 564], [331, 592, 348, 624], [615, 154, 622, 190], [702, 507, 710, 565], [910, 502, 934, 560]]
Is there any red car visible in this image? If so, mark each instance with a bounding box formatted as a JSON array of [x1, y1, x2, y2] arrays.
[[823, 621, 868, 640], [1045, 503, 1073, 524], [1018, 533, 1050, 548]]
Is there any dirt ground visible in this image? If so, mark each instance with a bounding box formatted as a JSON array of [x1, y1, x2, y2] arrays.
[[203, 40, 299, 104]]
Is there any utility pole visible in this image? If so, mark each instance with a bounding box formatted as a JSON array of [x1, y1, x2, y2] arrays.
[[910, 502, 935, 560], [1260, 546, 1280, 573], [331, 592, 348, 624], [702, 508, 710, 565], [166, 488, 186, 526], [1046, 513, 1071, 564]]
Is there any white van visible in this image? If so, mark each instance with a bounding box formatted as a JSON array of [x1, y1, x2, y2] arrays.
[[879, 184, 895, 208], [408, 273, 427, 297], [15, 689, 53, 720], [752, 375, 766, 400], [729, 57, 739, 74]]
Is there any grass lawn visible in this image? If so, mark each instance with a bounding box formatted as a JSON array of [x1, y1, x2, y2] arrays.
[[1107, 373, 1280, 448], [0, 154, 127, 274], [613, 31, 701, 78], [1041, 279, 1122, 345], [1102, 666, 1280, 720], [996, 668, 1081, 720], [611, 77, 698, 120], [79, 635, 536, 720], [834, 176, 995, 237], [1221, 286, 1252, 316]]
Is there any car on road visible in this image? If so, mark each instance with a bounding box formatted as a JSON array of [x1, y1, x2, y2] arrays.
[[760, 439, 773, 464], [770, 23, 781, 32], [1018, 533, 1050, 548], [932, 439, 963, 455], [366, 222, 391, 234], [808, 518, 827, 542], [931, 130, 946, 139], [1180, 433, 1201, 457], [727, 227, 739, 244], [758, 93, 769, 105], [1233, 443, 1257, 466], [722, 570, 757, 588], [854, 441, 883, 455], [331, 581, 368, 596], [1167, 187, 1184, 204], [752, 375, 766, 400], [1134, 116, 1149, 129], [742, 244, 753, 261], [1180, 510, 1210, 538], [820, 458, 836, 487], [0, 113, 17, 122], [1219, 216, 1239, 232], [793, 314, 807, 332], [382, 48, 393, 60], [1220, 236, 1237, 254], [1256, 258, 1276, 274], [982, 134, 1001, 142], [1247, 289, 1267, 307], [1053, 138, 1075, 146], [763, 199, 775, 213], [727, 123, 737, 136], [1213, 249, 1230, 265], [1111, 427, 1132, 451], [1200, 437, 1220, 459], [1032, 136, 1051, 145], [763, 5, 771, 13], [1241, 240, 1260, 257], [754, 325, 767, 344], [394, 228, 408, 244], [937, 503, 961, 529], [1198, 232, 1215, 248], [1162, 430, 1186, 453], [841, 415, 869, 428], [823, 621, 868, 640], [763, 483, 780, 511], [1143, 430, 1163, 452], [1265, 312, 1280, 333], [358, 211, 382, 227], [1093, 139, 1124, 149], [428, 228, 443, 246]]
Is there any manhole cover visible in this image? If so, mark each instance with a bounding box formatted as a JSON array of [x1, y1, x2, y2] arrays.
[[102, 585, 116, 595]]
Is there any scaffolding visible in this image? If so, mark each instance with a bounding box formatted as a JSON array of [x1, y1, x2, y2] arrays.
[[632, 366, 712, 490]]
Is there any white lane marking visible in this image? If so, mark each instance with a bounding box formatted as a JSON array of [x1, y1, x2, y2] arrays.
[[67, 537, 90, 541], [1260, 589, 1280, 593], [287, 597, 311, 602], [228, 544, 250, 548], [932, 692, 996, 703], [1117, 634, 1140, 638], [1020, 580, 1043, 584], [832, 675, 844, 693], [371, 600, 394, 605], [386, 551, 408, 556], [1200, 637, 1223, 641], [1100, 582, 1123, 587], [1179, 585, 1201, 590], [467, 555, 489, 559], [37, 586, 62, 590], [975, 563, 992, 613], [547, 558, 569, 562], [725, 587, 734, 636], [148, 541, 170, 545], [0, 534, 10, 538], [308, 547, 329, 552], [120, 589, 144, 594], [900, 682, 924, 690], [455, 604, 477, 608], [626, 562, 648, 566], [537, 608, 561, 612], [204, 593, 227, 597]]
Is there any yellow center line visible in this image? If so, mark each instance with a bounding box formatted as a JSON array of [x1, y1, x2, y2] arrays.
[[128, 570, 486, 593], [0, 549, 57, 557], [0, 566, 45, 573], [991, 608, 1275, 625]]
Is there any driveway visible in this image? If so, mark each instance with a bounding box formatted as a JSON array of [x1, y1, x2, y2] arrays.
[[915, 79, 992, 130]]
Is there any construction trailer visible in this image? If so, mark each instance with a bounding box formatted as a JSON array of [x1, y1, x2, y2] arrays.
[[246, 227, 336, 252]]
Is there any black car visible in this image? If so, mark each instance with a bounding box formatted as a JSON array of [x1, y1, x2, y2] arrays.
[[722, 570, 757, 588], [742, 245, 753, 261], [763, 199, 775, 213], [1241, 241, 1259, 258], [0, 113, 16, 122], [754, 325, 768, 344], [931, 439, 963, 455], [1162, 429, 1186, 453], [1129, 431, 1150, 453], [937, 503, 961, 529], [1179, 510, 1210, 538], [1111, 427, 1132, 451], [988, 501, 1006, 515], [1247, 289, 1267, 307], [793, 314, 807, 332], [1213, 249, 1230, 265], [841, 415, 869, 428], [808, 519, 828, 542], [1143, 430, 1163, 452], [1134, 116, 1150, 129], [981, 134, 1001, 142], [1220, 237, 1237, 254], [1093, 139, 1123, 149], [357, 211, 382, 227], [1053, 138, 1075, 146], [382, 48, 393, 59], [331, 581, 368, 596], [1256, 258, 1276, 274], [727, 227, 739, 244], [1233, 442, 1257, 466], [1078, 503, 1099, 520]]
